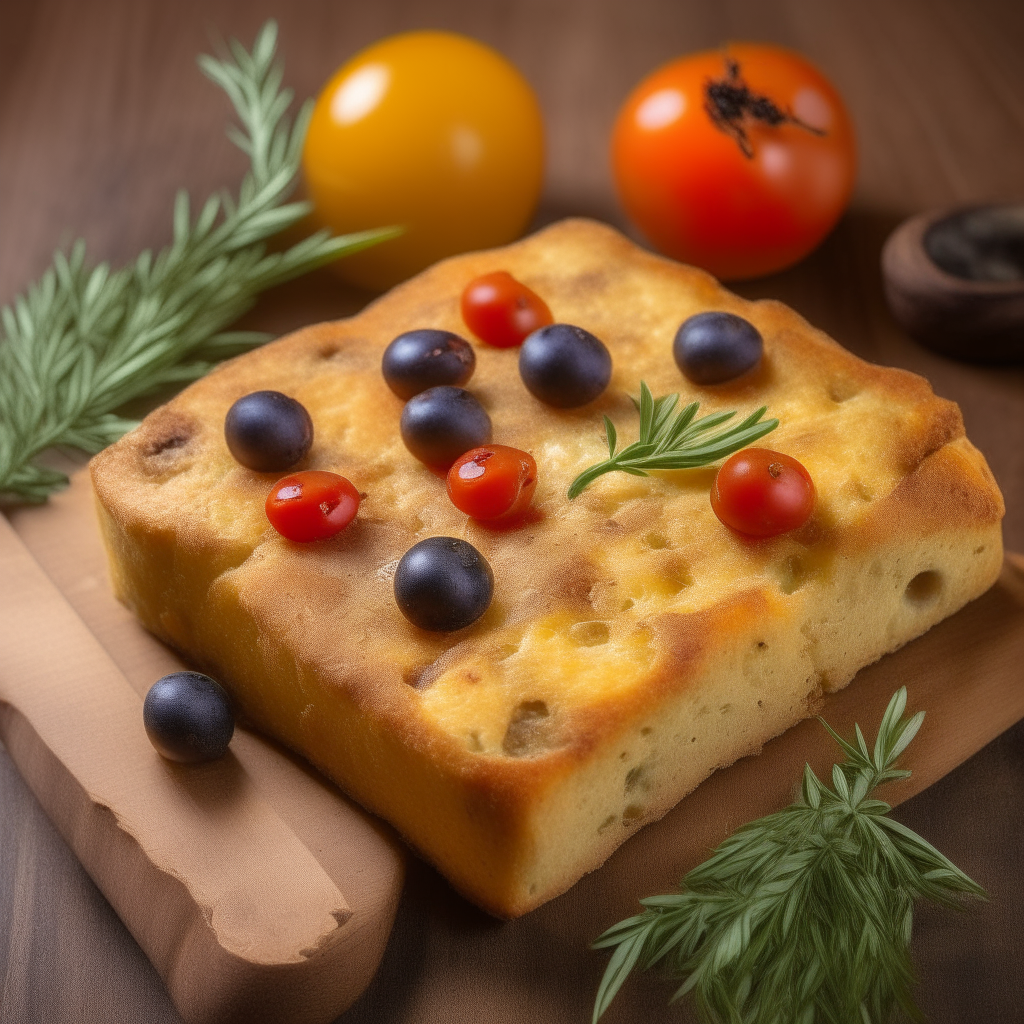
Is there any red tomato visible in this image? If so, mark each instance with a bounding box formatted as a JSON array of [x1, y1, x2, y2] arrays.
[[447, 445, 537, 519], [711, 449, 815, 537], [612, 45, 856, 280], [266, 471, 360, 542], [461, 271, 553, 348]]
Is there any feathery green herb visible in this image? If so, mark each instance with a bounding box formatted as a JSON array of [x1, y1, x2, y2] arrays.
[[591, 688, 984, 1024], [0, 21, 398, 503], [567, 381, 778, 500]]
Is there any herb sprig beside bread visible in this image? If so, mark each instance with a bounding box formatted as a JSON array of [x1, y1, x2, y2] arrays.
[[0, 21, 395, 504], [592, 688, 985, 1024]]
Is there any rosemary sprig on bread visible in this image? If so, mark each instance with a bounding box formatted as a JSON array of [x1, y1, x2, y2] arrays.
[[567, 381, 778, 499], [0, 21, 396, 504], [591, 688, 984, 1024]]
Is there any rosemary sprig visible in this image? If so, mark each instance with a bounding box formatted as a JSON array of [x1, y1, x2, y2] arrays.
[[566, 381, 778, 500], [0, 20, 399, 503], [591, 688, 985, 1024]]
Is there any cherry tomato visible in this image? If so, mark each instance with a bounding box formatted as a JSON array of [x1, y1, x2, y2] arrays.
[[461, 271, 553, 348], [303, 32, 545, 292], [266, 471, 360, 542], [446, 445, 537, 520], [711, 449, 815, 537], [612, 45, 856, 280]]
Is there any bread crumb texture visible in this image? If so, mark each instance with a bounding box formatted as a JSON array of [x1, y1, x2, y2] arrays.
[[91, 220, 1004, 917]]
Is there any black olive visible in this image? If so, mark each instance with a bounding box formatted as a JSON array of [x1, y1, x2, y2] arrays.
[[394, 537, 494, 632], [143, 671, 235, 764], [399, 386, 491, 468], [224, 391, 313, 472], [518, 323, 612, 408], [673, 311, 763, 385], [382, 329, 476, 399]]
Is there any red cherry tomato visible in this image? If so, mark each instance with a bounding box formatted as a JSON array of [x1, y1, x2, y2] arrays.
[[461, 271, 553, 348], [612, 44, 856, 280], [711, 449, 815, 537], [266, 471, 360, 542], [446, 445, 537, 520]]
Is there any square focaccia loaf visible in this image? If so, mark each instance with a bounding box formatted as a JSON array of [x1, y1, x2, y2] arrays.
[[91, 219, 1004, 917]]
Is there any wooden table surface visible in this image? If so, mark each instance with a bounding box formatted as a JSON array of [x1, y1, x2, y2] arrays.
[[2, 0, 1023, 1021]]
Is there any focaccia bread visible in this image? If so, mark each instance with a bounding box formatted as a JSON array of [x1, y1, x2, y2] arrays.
[[90, 219, 1004, 917]]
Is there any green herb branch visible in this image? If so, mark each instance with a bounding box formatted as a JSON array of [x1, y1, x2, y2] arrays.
[[567, 382, 778, 500], [0, 20, 399, 503], [591, 688, 985, 1024]]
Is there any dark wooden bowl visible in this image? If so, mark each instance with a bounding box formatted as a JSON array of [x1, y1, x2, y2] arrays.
[[881, 205, 1024, 363]]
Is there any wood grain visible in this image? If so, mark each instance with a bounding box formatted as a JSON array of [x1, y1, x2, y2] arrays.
[[2, 0, 1024, 1021]]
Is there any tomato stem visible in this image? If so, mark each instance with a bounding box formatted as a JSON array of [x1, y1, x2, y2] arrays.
[[704, 56, 826, 158]]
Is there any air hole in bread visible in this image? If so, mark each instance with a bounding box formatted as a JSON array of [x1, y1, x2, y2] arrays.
[[778, 555, 809, 595], [466, 732, 483, 752], [597, 815, 617, 834], [905, 570, 942, 605], [145, 431, 192, 456], [625, 764, 653, 795], [620, 598, 634, 611], [756, 641, 768, 650], [319, 345, 339, 358], [502, 700, 553, 757], [570, 621, 610, 646], [827, 379, 860, 403], [640, 726, 653, 736], [644, 531, 670, 549], [974, 546, 986, 555], [622, 805, 644, 826]]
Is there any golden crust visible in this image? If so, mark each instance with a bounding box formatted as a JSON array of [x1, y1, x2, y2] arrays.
[[91, 219, 1004, 916]]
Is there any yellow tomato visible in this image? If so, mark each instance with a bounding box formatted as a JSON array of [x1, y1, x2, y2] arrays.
[[303, 31, 545, 292]]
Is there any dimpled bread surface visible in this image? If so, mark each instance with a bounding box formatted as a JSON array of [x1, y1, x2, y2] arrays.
[[91, 219, 1004, 917]]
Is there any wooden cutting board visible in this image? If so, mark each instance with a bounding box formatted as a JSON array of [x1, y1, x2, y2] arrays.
[[2, 470, 1024, 1024], [0, 473, 406, 1024]]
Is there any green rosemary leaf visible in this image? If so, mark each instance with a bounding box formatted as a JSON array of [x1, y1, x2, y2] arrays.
[[592, 925, 653, 1024], [0, 20, 398, 504], [663, 400, 700, 447], [4, 465, 71, 505], [591, 688, 985, 1024], [567, 383, 778, 499], [603, 415, 617, 458], [638, 380, 656, 442], [651, 392, 679, 439]]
